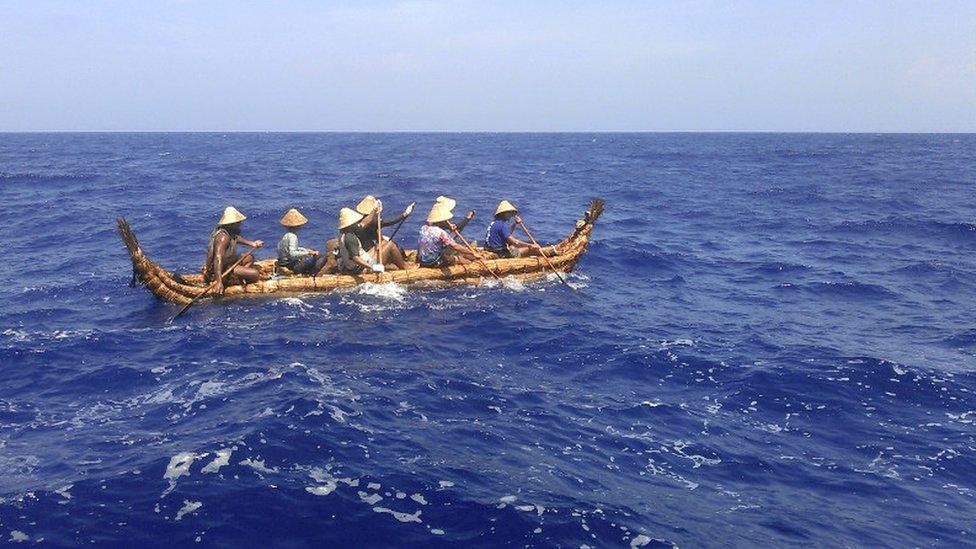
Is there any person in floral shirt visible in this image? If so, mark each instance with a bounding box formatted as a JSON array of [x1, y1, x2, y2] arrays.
[[418, 196, 480, 267]]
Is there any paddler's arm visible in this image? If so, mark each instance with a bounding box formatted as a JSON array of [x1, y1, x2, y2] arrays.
[[444, 232, 479, 259], [380, 202, 415, 227], [353, 255, 374, 269], [237, 236, 264, 249], [453, 210, 475, 233], [506, 233, 538, 250], [211, 232, 228, 294], [346, 234, 381, 271], [507, 218, 538, 250], [447, 240, 478, 259]]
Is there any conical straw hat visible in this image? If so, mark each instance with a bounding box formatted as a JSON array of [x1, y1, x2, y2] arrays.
[[218, 206, 246, 226], [426, 196, 455, 224], [279, 208, 308, 227], [434, 195, 456, 211], [355, 195, 379, 215], [495, 200, 518, 216], [338, 207, 365, 230]]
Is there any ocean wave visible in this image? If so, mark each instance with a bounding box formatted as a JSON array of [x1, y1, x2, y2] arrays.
[[828, 217, 976, 242], [0, 172, 97, 184], [941, 329, 976, 350], [773, 280, 898, 300], [747, 261, 812, 275]]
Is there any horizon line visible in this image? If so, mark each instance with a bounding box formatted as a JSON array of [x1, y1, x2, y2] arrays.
[[1, 130, 974, 135]]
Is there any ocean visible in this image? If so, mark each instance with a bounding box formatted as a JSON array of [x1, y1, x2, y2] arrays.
[[1, 132, 974, 547]]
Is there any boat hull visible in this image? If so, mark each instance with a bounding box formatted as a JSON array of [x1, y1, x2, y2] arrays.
[[118, 200, 604, 305]]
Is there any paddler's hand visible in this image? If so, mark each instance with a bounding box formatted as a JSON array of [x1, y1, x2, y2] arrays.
[[514, 215, 523, 225], [253, 240, 264, 248], [309, 250, 320, 256], [403, 202, 416, 217], [465, 210, 475, 220]]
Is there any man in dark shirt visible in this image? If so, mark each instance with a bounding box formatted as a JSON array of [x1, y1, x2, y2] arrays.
[[203, 206, 263, 294], [483, 200, 553, 258]]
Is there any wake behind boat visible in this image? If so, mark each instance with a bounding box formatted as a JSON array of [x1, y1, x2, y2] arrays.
[[118, 199, 604, 305]]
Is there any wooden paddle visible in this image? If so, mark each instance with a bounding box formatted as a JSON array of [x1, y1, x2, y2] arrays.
[[449, 223, 502, 281], [373, 203, 384, 263], [169, 245, 260, 322], [386, 202, 415, 243], [372, 203, 386, 281], [517, 218, 573, 289]]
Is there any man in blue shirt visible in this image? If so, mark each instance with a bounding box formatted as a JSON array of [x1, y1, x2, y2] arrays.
[[484, 200, 555, 258]]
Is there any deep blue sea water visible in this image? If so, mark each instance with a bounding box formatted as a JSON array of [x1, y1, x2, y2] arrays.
[[1, 133, 975, 547]]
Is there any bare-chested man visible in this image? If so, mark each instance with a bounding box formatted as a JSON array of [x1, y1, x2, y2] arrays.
[[203, 206, 264, 294]]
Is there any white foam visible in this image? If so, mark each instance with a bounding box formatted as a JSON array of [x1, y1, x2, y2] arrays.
[[630, 534, 652, 547], [239, 458, 279, 475], [175, 500, 202, 521], [660, 339, 694, 349], [438, 480, 454, 489], [195, 381, 225, 400], [306, 467, 360, 496], [280, 297, 314, 309], [499, 495, 517, 503], [359, 491, 383, 505], [357, 282, 407, 301], [367, 482, 382, 490], [54, 484, 73, 500], [163, 452, 206, 496], [306, 483, 337, 497], [410, 494, 427, 505], [500, 277, 527, 291], [9, 531, 28, 543], [201, 448, 234, 474], [2, 329, 29, 342], [430, 528, 445, 535], [372, 507, 422, 523]]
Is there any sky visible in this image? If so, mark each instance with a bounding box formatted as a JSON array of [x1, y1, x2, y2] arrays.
[[0, 1, 974, 132]]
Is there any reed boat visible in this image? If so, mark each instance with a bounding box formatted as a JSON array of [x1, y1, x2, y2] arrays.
[[118, 199, 604, 305]]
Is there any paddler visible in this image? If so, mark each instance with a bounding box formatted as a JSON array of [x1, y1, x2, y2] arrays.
[[203, 206, 263, 294], [483, 200, 557, 258], [336, 207, 406, 274], [354, 195, 415, 251], [417, 196, 481, 267], [352, 195, 410, 269], [276, 208, 328, 275]]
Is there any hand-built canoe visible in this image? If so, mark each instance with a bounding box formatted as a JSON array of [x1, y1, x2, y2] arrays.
[[118, 199, 604, 305]]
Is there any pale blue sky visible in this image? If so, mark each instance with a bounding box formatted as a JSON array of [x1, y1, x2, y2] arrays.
[[1, 1, 973, 132]]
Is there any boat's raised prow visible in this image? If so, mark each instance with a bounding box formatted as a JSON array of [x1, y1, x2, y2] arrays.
[[119, 199, 604, 305]]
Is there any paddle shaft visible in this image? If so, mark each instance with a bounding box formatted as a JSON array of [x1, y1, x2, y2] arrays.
[[373, 204, 384, 263], [170, 246, 258, 322], [450, 224, 502, 280], [517, 220, 572, 288], [387, 211, 410, 242]]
